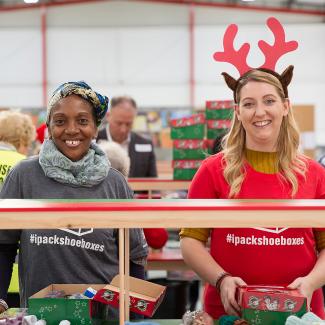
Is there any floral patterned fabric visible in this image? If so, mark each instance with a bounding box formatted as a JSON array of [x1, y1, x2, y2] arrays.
[[47, 81, 109, 126]]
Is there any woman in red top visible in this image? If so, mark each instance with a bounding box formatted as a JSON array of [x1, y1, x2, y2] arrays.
[[180, 66, 325, 320]]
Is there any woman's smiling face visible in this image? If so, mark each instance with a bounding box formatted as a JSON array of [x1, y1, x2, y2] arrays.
[[48, 94, 98, 161], [235, 81, 289, 152]]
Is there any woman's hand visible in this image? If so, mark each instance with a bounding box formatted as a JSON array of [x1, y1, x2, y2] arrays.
[[219, 276, 247, 316], [287, 276, 315, 309], [192, 311, 214, 325]]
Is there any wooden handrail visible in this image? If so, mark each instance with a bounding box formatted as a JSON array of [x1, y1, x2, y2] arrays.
[[1, 199, 325, 229], [2, 198, 325, 324], [127, 178, 190, 191]]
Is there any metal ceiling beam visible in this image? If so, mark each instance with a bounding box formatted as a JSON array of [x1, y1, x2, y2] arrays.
[[0, 0, 323, 16]]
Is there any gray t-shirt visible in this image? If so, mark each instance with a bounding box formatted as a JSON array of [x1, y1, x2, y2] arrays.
[[0, 156, 148, 308]]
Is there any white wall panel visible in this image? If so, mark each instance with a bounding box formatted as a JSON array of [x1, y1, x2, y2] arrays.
[[47, 26, 188, 105], [0, 1, 325, 143], [0, 29, 42, 107]]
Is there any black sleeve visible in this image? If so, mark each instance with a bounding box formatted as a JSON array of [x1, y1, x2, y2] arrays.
[[129, 260, 145, 280], [0, 243, 18, 300], [148, 143, 158, 177]]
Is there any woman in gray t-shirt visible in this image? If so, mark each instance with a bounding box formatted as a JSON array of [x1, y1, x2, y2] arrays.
[[0, 81, 148, 317]]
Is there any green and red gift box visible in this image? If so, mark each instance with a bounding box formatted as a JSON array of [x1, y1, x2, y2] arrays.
[[173, 139, 208, 160], [205, 100, 234, 120], [206, 119, 232, 139], [170, 114, 205, 139], [237, 285, 307, 325], [172, 160, 202, 180]]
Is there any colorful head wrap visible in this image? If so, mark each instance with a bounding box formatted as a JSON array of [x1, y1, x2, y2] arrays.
[[47, 81, 109, 126]]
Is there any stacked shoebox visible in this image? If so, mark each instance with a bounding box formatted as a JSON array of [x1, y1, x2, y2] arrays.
[[170, 114, 206, 180], [206, 100, 234, 153]]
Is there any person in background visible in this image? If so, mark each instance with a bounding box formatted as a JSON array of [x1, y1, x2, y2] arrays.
[[97, 96, 157, 178], [0, 81, 148, 319], [98, 140, 168, 250], [0, 111, 36, 189], [180, 66, 325, 322], [319, 154, 325, 168], [98, 141, 130, 179], [211, 134, 226, 155]]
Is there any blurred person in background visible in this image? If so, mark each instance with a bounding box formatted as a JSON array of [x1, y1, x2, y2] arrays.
[[319, 154, 325, 168], [97, 96, 157, 178], [98, 141, 130, 179], [99, 140, 168, 250], [0, 111, 36, 189], [0, 81, 148, 319]]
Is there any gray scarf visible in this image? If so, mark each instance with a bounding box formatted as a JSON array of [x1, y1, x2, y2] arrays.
[[39, 139, 110, 187]]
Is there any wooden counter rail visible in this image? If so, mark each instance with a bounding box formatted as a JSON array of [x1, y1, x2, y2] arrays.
[[1, 199, 325, 229], [2, 198, 325, 324], [127, 178, 190, 191]]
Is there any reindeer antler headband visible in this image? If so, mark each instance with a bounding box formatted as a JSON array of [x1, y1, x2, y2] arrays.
[[213, 17, 298, 103]]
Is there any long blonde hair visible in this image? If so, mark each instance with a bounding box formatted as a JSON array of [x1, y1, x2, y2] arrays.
[[222, 70, 306, 198]]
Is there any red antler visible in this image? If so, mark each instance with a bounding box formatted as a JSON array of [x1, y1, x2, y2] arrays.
[[213, 17, 298, 76], [259, 17, 298, 71], [213, 24, 251, 76]]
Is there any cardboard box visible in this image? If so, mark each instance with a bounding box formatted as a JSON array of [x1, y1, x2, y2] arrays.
[[237, 285, 307, 325], [170, 114, 205, 139], [93, 275, 166, 318], [292, 105, 315, 158], [28, 284, 105, 325]]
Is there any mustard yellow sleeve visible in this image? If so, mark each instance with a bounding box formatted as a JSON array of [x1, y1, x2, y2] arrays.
[[314, 230, 325, 252], [179, 228, 211, 243]]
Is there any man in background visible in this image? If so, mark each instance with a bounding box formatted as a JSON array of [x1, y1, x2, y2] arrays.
[[97, 96, 157, 178]]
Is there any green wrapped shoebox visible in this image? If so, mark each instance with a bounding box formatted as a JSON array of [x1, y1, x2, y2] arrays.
[[207, 128, 229, 140], [173, 160, 202, 180], [206, 120, 231, 139], [173, 148, 207, 160], [238, 286, 307, 325], [28, 284, 105, 325], [205, 100, 234, 120], [173, 139, 208, 160], [170, 114, 205, 139], [173, 168, 198, 180]]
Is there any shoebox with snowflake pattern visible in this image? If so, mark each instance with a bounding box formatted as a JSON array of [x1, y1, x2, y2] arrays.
[[28, 283, 105, 325], [205, 100, 234, 120], [173, 139, 208, 160], [206, 119, 231, 139], [237, 285, 307, 325], [172, 159, 202, 180], [170, 114, 205, 139], [92, 275, 166, 317]]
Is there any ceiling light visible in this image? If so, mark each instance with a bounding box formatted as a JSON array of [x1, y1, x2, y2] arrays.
[[24, 0, 39, 3], [241, 0, 256, 2]]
